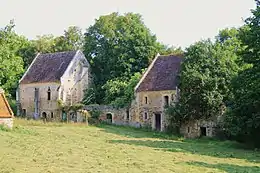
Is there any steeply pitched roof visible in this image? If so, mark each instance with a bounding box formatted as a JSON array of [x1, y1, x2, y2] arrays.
[[0, 88, 13, 118], [135, 55, 182, 92], [20, 50, 78, 84]]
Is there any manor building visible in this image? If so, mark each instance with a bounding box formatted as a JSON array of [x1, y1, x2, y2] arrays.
[[16, 50, 91, 121]]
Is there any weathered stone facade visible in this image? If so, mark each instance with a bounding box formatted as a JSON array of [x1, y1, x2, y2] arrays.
[[132, 90, 177, 131], [17, 50, 91, 121], [17, 82, 61, 120]]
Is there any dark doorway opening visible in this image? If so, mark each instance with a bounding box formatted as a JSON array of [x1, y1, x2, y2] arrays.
[[155, 113, 161, 131], [106, 113, 112, 124], [200, 127, 207, 137], [42, 112, 47, 122], [22, 109, 26, 117], [42, 112, 47, 119]]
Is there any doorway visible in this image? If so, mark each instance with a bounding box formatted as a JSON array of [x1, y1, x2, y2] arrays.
[[106, 113, 112, 124], [155, 113, 161, 131], [200, 127, 207, 137], [42, 112, 47, 122]]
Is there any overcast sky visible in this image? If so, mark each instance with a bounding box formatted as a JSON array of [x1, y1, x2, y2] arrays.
[[0, 0, 256, 48]]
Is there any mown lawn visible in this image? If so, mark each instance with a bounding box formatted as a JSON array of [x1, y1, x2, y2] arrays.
[[0, 119, 260, 173]]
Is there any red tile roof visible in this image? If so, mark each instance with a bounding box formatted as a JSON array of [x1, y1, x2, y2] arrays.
[[135, 55, 182, 92], [20, 51, 77, 84]]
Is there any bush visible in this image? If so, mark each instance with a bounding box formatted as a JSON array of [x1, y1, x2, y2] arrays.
[[88, 110, 102, 125]]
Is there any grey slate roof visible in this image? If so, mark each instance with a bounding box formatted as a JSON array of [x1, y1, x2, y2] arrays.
[[136, 55, 182, 92], [20, 50, 77, 84]]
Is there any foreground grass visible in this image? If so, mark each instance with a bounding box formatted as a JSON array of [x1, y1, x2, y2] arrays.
[[0, 119, 260, 173]]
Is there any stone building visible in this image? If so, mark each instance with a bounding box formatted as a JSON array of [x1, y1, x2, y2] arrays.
[[16, 50, 91, 121], [0, 88, 14, 128], [130, 54, 182, 131]]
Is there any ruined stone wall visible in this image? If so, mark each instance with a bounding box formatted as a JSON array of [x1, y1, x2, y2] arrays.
[[84, 105, 128, 125], [180, 119, 218, 138]]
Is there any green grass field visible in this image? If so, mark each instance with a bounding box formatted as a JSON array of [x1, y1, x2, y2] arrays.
[[0, 119, 260, 173]]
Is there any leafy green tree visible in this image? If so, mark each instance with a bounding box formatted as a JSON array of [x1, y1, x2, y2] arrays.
[[54, 26, 84, 52], [0, 21, 25, 97], [224, 1, 260, 146], [84, 12, 162, 104], [110, 72, 142, 108], [159, 45, 183, 56], [166, 39, 239, 132], [20, 26, 84, 68]]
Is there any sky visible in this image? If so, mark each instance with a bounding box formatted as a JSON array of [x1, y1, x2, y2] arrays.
[[0, 0, 256, 48]]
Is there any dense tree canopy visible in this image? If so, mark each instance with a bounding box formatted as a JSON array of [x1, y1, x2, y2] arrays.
[[83, 12, 169, 104], [224, 1, 260, 147], [0, 21, 26, 97], [20, 26, 84, 68]]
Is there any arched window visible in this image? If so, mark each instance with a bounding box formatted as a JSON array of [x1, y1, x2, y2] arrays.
[[51, 112, 54, 118], [47, 87, 51, 100]]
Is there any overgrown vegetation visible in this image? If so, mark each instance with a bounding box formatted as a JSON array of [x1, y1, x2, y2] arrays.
[[165, 1, 260, 147], [83, 12, 183, 105]]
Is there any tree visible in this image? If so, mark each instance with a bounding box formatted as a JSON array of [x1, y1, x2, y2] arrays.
[[54, 26, 84, 52], [224, 1, 260, 147], [84, 12, 162, 104], [109, 72, 142, 108], [0, 21, 25, 97], [20, 26, 84, 68], [159, 45, 183, 56], [166, 39, 239, 132]]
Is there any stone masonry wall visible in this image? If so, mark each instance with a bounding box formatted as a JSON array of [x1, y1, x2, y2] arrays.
[[18, 82, 61, 120], [180, 119, 218, 138], [134, 90, 177, 131], [0, 118, 13, 128]]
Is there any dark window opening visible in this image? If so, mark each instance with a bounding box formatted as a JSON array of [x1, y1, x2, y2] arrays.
[[47, 87, 51, 100], [144, 112, 148, 120], [145, 97, 148, 104], [126, 109, 129, 120], [106, 113, 112, 123], [51, 112, 54, 118], [200, 127, 207, 137], [164, 96, 169, 106], [188, 127, 190, 133], [22, 109, 26, 116]]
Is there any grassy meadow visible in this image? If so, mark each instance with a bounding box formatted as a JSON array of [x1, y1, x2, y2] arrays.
[[0, 119, 260, 173]]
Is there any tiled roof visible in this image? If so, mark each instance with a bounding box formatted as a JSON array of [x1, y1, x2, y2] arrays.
[[0, 89, 13, 118], [20, 51, 77, 84], [136, 55, 182, 92]]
